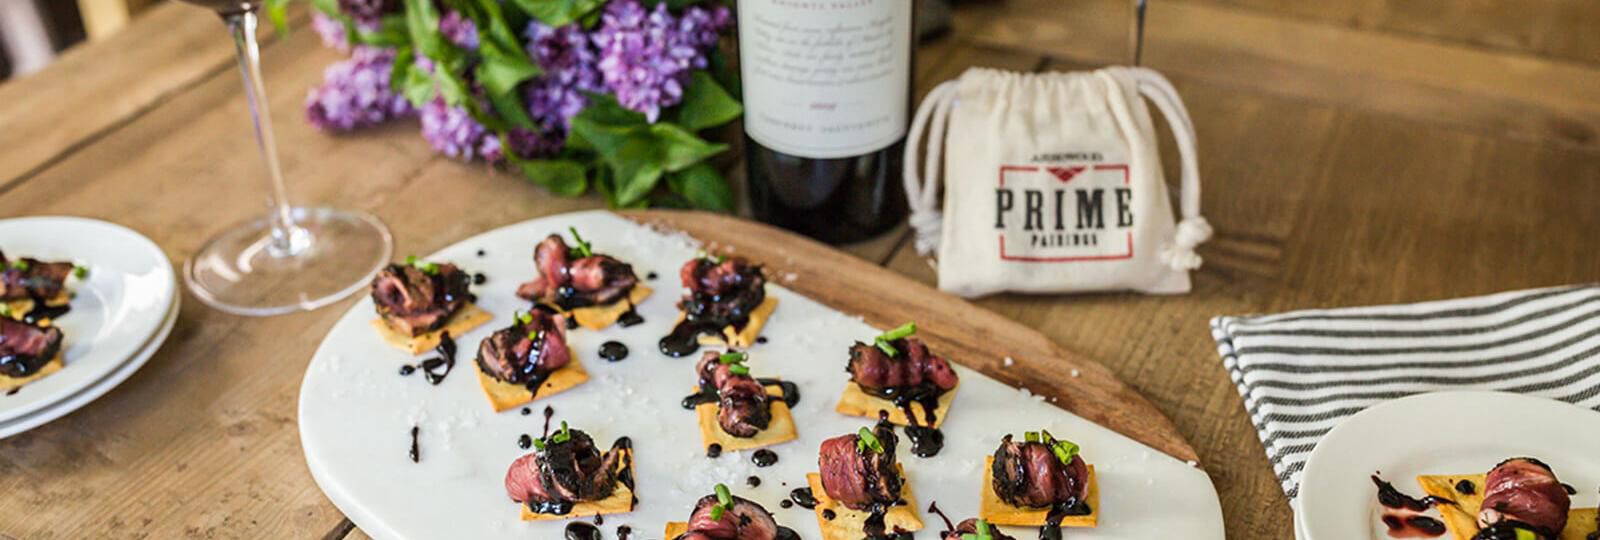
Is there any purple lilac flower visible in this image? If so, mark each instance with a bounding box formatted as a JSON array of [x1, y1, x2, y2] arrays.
[[305, 47, 414, 132], [592, 1, 732, 122], [337, 0, 397, 23], [518, 21, 603, 153], [311, 12, 352, 52], [439, 10, 479, 50], [419, 97, 497, 161]]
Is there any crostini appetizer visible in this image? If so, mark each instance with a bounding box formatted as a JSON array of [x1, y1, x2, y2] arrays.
[[517, 228, 651, 330], [660, 255, 776, 357], [981, 430, 1099, 531], [806, 423, 924, 540], [369, 256, 491, 355], [682, 350, 799, 452], [663, 483, 801, 540], [0, 317, 65, 392], [1413, 457, 1596, 540], [0, 251, 82, 323], [504, 422, 634, 521], [835, 322, 958, 457], [474, 309, 588, 412]]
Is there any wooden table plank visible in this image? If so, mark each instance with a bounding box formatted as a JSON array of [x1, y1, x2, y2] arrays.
[[0, 2, 305, 191], [1176, 0, 1600, 68], [971, 0, 1600, 152]]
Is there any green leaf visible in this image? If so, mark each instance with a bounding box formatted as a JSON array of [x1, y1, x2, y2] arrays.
[[476, 41, 542, 97], [672, 71, 743, 132], [354, 15, 411, 47], [667, 163, 734, 213], [520, 159, 589, 197], [486, 90, 537, 131], [508, 0, 607, 27], [608, 139, 666, 207], [650, 123, 727, 172], [264, 0, 291, 33]]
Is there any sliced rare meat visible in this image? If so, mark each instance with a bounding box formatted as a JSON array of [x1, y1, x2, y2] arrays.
[[0, 317, 63, 378], [0, 251, 74, 301], [695, 351, 772, 437], [990, 434, 1090, 509], [504, 429, 624, 508], [941, 518, 1017, 540], [679, 494, 781, 540], [846, 337, 958, 397], [1477, 458, 1570, 538], [817, 423, 902, 511], [678, 257, 766, 326], [370, 262, 471, 336], [516, 235, 639, 308], [476, 309, 571, 384]]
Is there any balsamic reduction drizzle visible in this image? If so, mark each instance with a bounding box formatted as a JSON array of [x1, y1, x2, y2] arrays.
[[787, 487, 818, 509], [398, 333, 458, 385], [561, 521, 601, 540], [706, 443, 722, 459], [599, 341, 630, 362], [1372, 474, 1450, 539], [928, 500, 956, 532], [1454, 479, 1475, 495], [408, 426, 419, 463], [4, 387, 17, 396], [747, 475, 762, 488], [543, 406, 555, 437], [518, 434, 533, 450], [472, 273, 487, 285], [752, 449, 778, 467]]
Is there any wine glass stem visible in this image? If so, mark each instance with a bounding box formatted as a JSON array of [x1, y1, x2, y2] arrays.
[[224, 10, 303, 257]]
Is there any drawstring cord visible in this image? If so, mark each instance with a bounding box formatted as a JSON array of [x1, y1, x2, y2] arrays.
[[903, 81, 958, 258], [1123, 68, 1211, 271]]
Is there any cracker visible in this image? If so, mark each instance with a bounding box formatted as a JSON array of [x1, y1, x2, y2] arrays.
[[679, 296, 778, 349], [806, 465, 924, 540], [1417, 474, 1598, 540], [0, 353, 63, 392], [371, 303, 493, 355], [664, 522, 688, 538], [551, 285, 652, 330], [695, 382, 798, 451], [520, 449, 635, 521], [476, 350, 589, 413], [834, 381, 958, 429], [979, 458, 1099, 528]]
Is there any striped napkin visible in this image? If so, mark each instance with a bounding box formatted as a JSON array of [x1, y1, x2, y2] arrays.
[[1211, 284, 1600, 499]]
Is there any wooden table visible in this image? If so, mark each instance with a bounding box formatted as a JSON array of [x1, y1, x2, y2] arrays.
[[1, 1, 1596, 538]]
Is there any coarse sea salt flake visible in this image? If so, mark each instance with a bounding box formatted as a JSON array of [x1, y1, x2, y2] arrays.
[[1071, 369, 1081, 377], [1003, 356, 1015, 367]]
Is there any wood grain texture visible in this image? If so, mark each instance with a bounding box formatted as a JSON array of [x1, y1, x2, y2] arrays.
[[972, 0, 1600, 152], [0, 2, 307, 191], [624, 209, 1200, 464]]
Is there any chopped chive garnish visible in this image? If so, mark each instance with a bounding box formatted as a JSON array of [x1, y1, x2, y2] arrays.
[[527, 330, 541, 341], [1513, 528, 1538, 540], [710, 504, 726, 521], [728, 364, 750, 376], [549, 421, 571, 444], [880, 322, 917, 341], [1040, 429, 1056, 445], [72, 265, 88, 279], [11, 260, 28, 272], [532, 438, 546, 450], [715, 483, 732, 506], [856, 427, 884, 454], [718, 351, 747, 364], [874, 337, 898, 357], [970, 519, 993, 540], [516, 311, 533, 325], [0, 305, 10, 317], [1024, 431, 1040, 443], [404, 255, 418, 266], [568, 227, 593, 258], [1051, 439, 1080, 465]]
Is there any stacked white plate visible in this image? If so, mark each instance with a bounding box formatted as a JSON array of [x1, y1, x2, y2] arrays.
[[0, 217, 179, 439]]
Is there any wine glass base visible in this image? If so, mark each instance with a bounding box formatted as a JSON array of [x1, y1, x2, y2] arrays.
[[185, 207, 393, 317]]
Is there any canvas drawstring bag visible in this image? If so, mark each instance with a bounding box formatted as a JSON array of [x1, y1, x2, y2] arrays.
[[904, 66, 1210, 298]]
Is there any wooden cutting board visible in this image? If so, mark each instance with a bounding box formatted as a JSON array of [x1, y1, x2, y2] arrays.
[[622, 210, 1200, 465]]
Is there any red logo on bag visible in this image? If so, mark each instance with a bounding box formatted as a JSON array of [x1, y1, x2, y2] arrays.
[[994, 164, 1134, 262]]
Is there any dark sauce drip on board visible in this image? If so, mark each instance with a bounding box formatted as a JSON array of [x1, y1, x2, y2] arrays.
[[617, 306, 644, 328], [756, 336, 768, 344], [397, 333, 458, 385], [752, 449, 778, 467], [1373, 475, 1450, 539], [706, 443, 722, 458], [408, 426, 419, 463], [866, 376, 947, 458], [599, 341, 629, 362], [928, 500, 956, 532], [774, 527, 802, 540], [593, 514, 603, 526], [660, 266, 765, 357], [1564, 483, 1577, 495], [563, 522, 601, 540], [518, 434, 532, 449], [4, 387, 17, 396], [543, 406, 556, 436], [788, 487, 818, 509], [747, 475, 761, 487], [472, 273, 487, 285], [616, 525, 631, 540], [1455, 479, 1475, 495]]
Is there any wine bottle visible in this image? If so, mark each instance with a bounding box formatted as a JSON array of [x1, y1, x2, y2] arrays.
[[737, 0, 913, 244]]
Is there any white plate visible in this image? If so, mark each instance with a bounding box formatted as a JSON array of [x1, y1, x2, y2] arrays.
[[1299, 391, 1600, 540], [298, 211, 1224, 540], [0, 217, 176, 422], [0, 292, 179, 439]]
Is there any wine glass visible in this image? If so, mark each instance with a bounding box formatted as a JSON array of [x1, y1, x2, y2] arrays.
[[177, 1, 392, 316]]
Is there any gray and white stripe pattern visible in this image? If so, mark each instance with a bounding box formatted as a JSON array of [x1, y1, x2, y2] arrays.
[[1211, 284, 1600, 499]]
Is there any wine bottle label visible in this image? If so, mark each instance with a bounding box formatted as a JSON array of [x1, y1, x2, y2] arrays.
[[738, 0, 912, 159]]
